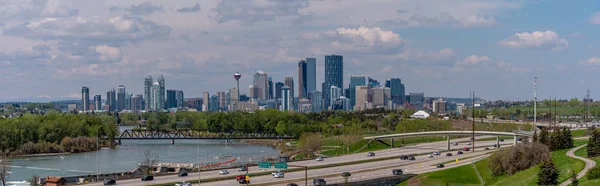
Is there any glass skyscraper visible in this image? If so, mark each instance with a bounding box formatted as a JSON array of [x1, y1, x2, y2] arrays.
[[275, 82, 284, 99], [305, 58, 317, 97], [323, 54, 343, 110], [310, 90, 323, 112], [348, 74, 366, 108], [81, 86, 89, 111], [166, 90, 177, 109], [144, 76, 153, 111], [385, 78, 405, 105], [298, 60, 307, 99], [117, 85, 125, 111]]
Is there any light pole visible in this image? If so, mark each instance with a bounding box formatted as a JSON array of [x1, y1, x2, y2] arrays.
[[96, 128, 100, 182], [198, 132, 201, 186]]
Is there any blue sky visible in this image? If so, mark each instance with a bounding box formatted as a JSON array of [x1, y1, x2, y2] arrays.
[[0, 0, 598, 101]]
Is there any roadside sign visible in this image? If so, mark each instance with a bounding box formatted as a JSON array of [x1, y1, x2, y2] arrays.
[[274, 162, 288, 169], [258, 162, 271, 168], [245, 175, 249, 181], [456, 159, 459, 163]]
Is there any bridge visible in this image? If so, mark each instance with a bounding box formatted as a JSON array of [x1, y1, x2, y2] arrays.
[[113, 129, 296, 144], [364, 130, 534, 150]]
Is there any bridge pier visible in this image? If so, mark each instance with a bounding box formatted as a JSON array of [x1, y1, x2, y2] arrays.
[[391, 138, 394, 148], [171, 139, 175, 145], [447, 135, 451, 150], [513, 136, 517, 146], [118, 139, 121, 145], [496, 136, 500, 148]]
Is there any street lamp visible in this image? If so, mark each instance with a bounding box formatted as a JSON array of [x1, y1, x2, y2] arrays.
[[198, 133, 201, 186]]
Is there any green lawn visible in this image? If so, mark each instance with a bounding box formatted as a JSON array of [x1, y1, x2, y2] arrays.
[[397, 161, 481, 186], [320, 136, 446, 157], [570, 145, 600, 185], [506, 106, 585, 115]]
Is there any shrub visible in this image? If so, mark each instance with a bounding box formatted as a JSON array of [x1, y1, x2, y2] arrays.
[[489, 142, 550, 175], [587, 166, 600, 180]]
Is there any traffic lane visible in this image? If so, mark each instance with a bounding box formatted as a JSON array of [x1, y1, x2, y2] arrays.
[[198, 145, 501, 186]]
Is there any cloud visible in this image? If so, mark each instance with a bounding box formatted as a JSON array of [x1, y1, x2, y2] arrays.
[[0, 0, 78, 22], [212, 0, 310, 25], [381, 13, 497, 28], [580, 57, 600, 65], [311, 26, 404, 53], [52, 63, 123, 79], [589, 12, 600, 24], [457, 15, 497, 28], [3, 16, 171, 43], [498, 30, 568, 51], [177, 3, 201, 13], [94, 45, 122, 63], [391, 48, 456, 64], [0, 45, 52, 67], [110, 2, 162, 16], [457, 55, 491, 66]]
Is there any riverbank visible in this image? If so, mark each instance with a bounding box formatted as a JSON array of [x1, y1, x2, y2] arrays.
[[16, 152, 71, 157]]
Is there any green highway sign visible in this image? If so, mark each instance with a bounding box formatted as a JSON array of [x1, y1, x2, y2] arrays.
[[258, 162, 271, 168], [274, 162, 288, 169]]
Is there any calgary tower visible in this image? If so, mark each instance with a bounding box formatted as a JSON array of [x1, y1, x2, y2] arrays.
[[234, 72, 241, 103]]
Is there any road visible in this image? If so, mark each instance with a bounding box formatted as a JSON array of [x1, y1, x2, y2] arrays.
[[86, 136, 511, 186], [559, 144, 595, 186]]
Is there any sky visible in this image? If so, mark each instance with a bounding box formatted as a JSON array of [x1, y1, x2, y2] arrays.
[[0, 0, 599, 102]]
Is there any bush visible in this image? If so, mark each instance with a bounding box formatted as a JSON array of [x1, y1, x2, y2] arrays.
[[587, 166, 600, 180], [489, 142, 550, 175], [537, 158, 559, 186]]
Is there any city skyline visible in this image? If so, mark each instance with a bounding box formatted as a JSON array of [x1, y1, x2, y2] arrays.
[[1, 0, 599, 101]]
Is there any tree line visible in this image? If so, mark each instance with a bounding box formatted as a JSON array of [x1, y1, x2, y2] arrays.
[[533, 127, 574, 151]]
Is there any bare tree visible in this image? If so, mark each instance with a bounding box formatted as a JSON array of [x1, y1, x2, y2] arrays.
[[30, 175, 39, 186], [299, 133, 323, 158], [139, 149, 159, 175], [0, 152, 9, 186]]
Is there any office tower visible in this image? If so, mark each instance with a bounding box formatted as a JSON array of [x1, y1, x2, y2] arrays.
[[81, 86, 89, 111], [330, 85, 342, 109], [348, 74, 366, 108], [116, 85, 125, 111], [107, 89, 116, 112], [433, 98, 446, 113], [202, 92, 209, 112], [167, 90, 177, 109], [252, 70, 268, 100], [176, 90, 184, 108], [194, 99, 203, 111], [157, 76, 165, 109], [268, 77, 273, 99], [209, 95, 219, 111], [94, 95, 102, 111], [372, 87, 391, 109], [385, 78, 405, 105], [332, 96, 350, 111], [275, 82, 284, 99], [234, 72, 241, 102], [409, 92, 424, 104], [229, 87, 238, 110], [239, 93, 249, 102], [125, 93, 132, 110], [310, 90, 323, 112], [298, 60, 307, 99], [248, 85, 257, 99], [355, 86, 370, 111], [144, 76, 153, 110], [151, 82, 161, 111], [323, 54, 343, 109], [132, 94, 142, 111], [368, 77, 380, 88], [284, 77, 294, 99], [305, 58, 317, 97], [281, 86, 291, 111], [217, 91, 226, 111]]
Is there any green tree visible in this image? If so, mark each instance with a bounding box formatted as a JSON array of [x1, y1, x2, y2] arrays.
[[533, 130, 538, 142], [539, 128, 549, 146], [537, 158, 560, 186], [588, 127, 600, 157], [571, 170, 579, 186]]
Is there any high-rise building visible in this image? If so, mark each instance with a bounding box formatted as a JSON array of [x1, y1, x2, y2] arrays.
[[323, 54, 343, 109], [252, 70, 269, 100], [93, 95, 102, 111], [144, 76, 153, 111], [368, 77, 380, 88], [229, 87, 238, 110], [157, 76, 166, 109], [81, 86, 89, 111], [330, 85, 342, 109], [354, 86, 370, 111], [132, 94, 142, 111], [348, 74, 366, 108], [275, 82, 284, 99], [166, 90, 177, 109], [176, 90, 184, 108], [409, 92, 424, 104], [116, 85, 125, 111], [125, 93, 132, 110], [248, 85, 257, 99], [372, 87, 391, 109], [217, 91, 226, 111], [106, 89, 116, 112], [385, 78, 405, 105], [305, 58, 317, 97], [310, 90, 323, 112], [281, 86, 291, 111], [284, 77, 294, 99], [433, 98, 446, 113], [332, 96, 351, 111], [203, 92, 209, 112], [209, 95, 219, 112], [298, 60, 307, 99], [268, 77, 273, 99], [194, 99, 203, 111], [151, 82, 162, 111]]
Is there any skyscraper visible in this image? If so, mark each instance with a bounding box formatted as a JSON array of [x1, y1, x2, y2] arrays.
[[248, 85, 257, 99], [298, 60, 307, 99], [117, 85, 126, 111], [330, 85, 342, 109], [202, 92, 209, 112], [323, 54, 343, 109], [268, 77, 273, 99], [176, 90, 184, 108], [166, 90, 177, 109], [252, 70, 268, 100], [217, 91, 226, 111], [310, 90, 323, 112], [275, 82, 284, 99], [81, 86, 89, 111], [107, 89, 116, 112], [305, 58, 317, 97], [368, 77, 380, 88], [281, 86, 291, 111], [348, 74, 366, 108], [209, 95, 219, 111], [125, 93, 132, 110], [144, 76, 153, 111], [372, 87, 391, 109], [94, 95, 102, 111], [284, 77, 294, 99], [229, 87, 238, 110], [151, 82, 162, 111], [385, 78, 405, 105], [158, 76, 166, 109], [355, 86, 370, 111], [132, 94, 142, 111]]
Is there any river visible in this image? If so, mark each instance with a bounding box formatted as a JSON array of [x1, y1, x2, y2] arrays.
[[5, 127, 280, 184]]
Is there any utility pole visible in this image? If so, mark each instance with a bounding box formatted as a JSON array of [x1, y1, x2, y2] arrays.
[[96, 129, 99, 182], [472, 91, 475, 152], [198, 131, 201, 186], [534, 77, 537, 131], [586, 90, 591, 128]]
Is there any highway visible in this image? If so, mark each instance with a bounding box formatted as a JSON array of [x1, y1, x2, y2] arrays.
[[86, 136, 511, 186]]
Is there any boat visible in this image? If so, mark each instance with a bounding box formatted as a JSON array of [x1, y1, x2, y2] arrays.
[[60, 156, 66, 159]]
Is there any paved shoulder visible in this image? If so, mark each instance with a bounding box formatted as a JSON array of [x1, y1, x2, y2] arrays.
[[560, 144, 596, 186]]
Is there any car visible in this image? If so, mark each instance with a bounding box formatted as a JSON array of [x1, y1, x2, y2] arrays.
[[178, 172, 188, 177], [408, 156, 416, 160], [103, 179, 116, 185], [238, 179, 250, 184], [236, 175, 245, 181], [367, 152, 376, 157], [453, 142, 458, 146], [437, 164, 445, 168], [238, 166, 247, 171], [287, 183, 299, 186], [392, 169, 403, 175], [494, 144, 500, 148], [446, 153, 453, 156], [272, 170, 284, 176], [175, 181, 192, 186], [517, 138, 523, 142], [141, 175, 153, 181], [433, 151, 441, 156], [470, 137, 475, 140], [313, 178, 326, 186], [485, 147, 490, 150], [315, 157, 324, 161], [428, 154, 434, 158], [457, 151, 464, 155], [500, 139, 504, 142], [219, 170, 229, 175], [467, 142, 472, 145], [463, 147, 470, 151], [400, 155, 409, 160], [273, 172, 285, 178]]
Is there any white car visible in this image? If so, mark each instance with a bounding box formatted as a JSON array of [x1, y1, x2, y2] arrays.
[[218, 170, 229, 175], [272, 170, 284, 176], [316, 157, 324, 161], [273, 172, 285, 178], [428, 154, 434, 158], [467, 142, 472, 145], [175, 181, 192, 186], [433, 151, 441, 156]]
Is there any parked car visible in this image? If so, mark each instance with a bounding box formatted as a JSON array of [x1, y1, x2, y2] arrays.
[[463, 147, 470, 151], [313, 178, 326, 186], [175, 181, 192, 186], [238, 166, 247, 171], [485, 147, 490, 150], [392, 169, 403, 175], [141, 175, 153, 181], [408, 156, 416, 160], [179, 172, 188, 177], [315, 157, 324, 161], [103, 179, 116, 185], [274, 172, 285, 178], [367, 152, 376, 157], [400, 155, 409, 160], [446, 153, 453, 156], [437, 164, 445, 168], [457, 151, 464, 155], [287, 183, 299, 186], [219, 170, 229, 175], [272, 170, 284, 176]]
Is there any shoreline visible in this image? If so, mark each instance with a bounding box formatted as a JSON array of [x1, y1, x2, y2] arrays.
[[16, 152, 72, 157]]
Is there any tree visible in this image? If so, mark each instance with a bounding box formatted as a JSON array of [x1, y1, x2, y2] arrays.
[[30, 175, 40, 186], [0, 152, 9, 186], [537, 158, 559, 186], [571, 170, 579, 186], [139, 149, 159, 175], [533, 130, 539, 142], [298, 133, 323, 158], [539, 128, 549, 146], [589, 127, 600, 157]]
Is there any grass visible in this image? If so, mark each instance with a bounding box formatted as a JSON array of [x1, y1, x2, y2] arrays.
[[397, 161, 481, 186], [320, 136, 447, 157], [570, 145, 600, 185], [506, 106, 585, 115], [472, 122, 534, 132]]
